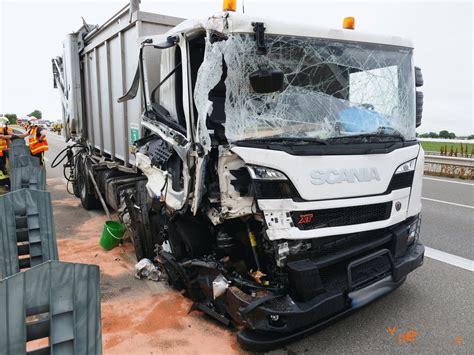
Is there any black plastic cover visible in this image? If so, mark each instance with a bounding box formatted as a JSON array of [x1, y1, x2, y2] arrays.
[[287, 259, 322, 301]]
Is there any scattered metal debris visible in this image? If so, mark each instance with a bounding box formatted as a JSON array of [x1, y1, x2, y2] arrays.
[[135, 258, 164, 281]]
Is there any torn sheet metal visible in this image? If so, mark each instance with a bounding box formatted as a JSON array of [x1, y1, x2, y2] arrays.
[[216, 150, 253, 220], [135, 152, 186, 210], [134, 258, 164, 281]]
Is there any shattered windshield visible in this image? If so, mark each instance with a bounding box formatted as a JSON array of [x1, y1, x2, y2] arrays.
[[195, 33, 415, 144]]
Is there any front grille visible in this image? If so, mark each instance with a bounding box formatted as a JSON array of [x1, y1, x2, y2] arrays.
[[292, 202, 392, 230], [387, 171, 414, 191]]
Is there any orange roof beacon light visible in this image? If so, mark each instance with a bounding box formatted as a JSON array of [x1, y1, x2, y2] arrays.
[[223, 0, 237, 12], [343, 16, 355, 30]]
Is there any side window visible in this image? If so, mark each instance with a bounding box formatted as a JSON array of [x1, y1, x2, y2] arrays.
[[147, 46, 186, 130]]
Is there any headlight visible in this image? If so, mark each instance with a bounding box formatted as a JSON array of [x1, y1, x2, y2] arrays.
[[247, 165, 288, 180], [395, 159, 416, 174], [407, 215, 421, 246]]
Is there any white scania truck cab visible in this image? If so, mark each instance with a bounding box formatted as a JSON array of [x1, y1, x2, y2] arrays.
[[53, 2, 425, 351]]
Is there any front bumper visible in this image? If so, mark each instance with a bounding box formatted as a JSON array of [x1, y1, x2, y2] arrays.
[[227, 240, 424, 352]]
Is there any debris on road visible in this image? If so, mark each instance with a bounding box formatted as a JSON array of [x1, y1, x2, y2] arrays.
[[135, 258, 165, 281]]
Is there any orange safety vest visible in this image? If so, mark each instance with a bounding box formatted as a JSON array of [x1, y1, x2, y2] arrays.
[[29, 126, 49, 154], [0, 127, 12, 152]]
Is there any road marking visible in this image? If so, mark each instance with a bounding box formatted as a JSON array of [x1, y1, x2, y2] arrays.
[[421, 197, 474, 209], [423, 177, 474, 186], [424, 247, 474, 272]]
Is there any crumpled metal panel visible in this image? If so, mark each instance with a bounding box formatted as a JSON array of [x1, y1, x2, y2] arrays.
[[0, 260, 102, 355], [0, 189, 58, 279], [10, 166, 46, 191]]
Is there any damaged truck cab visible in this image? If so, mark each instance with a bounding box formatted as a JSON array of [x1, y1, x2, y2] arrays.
[[124, 14, 425, 350], [54, 7, 425, 351]]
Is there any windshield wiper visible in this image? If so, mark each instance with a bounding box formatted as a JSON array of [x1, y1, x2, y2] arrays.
[[241, 137, 329, 145], [329, 127, 405, 143]]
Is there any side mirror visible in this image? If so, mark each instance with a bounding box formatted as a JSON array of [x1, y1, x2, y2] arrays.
[[415, 66, 423, 87], [416, 91, 423, 128], [249, 67, 284, 94], [415, 66, 423, 127]]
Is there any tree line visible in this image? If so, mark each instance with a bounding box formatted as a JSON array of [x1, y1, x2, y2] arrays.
[[0, 110, 42, 124], [418, 130, 474, 140]]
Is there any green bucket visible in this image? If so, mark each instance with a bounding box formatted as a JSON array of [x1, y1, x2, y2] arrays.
[[99, 221, 125, 250]]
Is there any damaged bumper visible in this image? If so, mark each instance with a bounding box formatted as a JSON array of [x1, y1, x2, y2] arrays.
[[228, 241, 424, 352]]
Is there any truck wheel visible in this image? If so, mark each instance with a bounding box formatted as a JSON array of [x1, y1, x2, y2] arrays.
[[77, 157, 101, 210]]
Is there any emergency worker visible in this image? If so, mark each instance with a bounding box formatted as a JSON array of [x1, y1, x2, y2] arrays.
[[16, 117, 49, 166], [0, 117, 13, 175]]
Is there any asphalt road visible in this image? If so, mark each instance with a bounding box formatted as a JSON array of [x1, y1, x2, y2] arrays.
[[421, 177, 473, 259], [42, 134, 473, 354]]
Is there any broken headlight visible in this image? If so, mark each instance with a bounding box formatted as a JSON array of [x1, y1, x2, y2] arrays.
[[247, 166, 300, 199], [247, 165, 288, 180]]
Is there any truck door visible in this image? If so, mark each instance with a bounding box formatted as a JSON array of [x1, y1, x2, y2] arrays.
[[135, 38, 193, 211]]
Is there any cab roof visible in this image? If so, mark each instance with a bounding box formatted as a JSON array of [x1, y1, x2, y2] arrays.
[[169, 13, 414, 49]]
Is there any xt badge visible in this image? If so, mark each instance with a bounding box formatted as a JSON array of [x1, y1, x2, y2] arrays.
[[298, 213, 314, 224]]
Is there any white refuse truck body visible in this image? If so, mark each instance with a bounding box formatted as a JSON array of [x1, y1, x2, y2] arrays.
[[52, 4, 183, 166], [53, 1, 425, 351]]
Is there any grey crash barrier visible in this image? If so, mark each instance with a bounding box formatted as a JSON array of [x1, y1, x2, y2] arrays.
[[10, 154, 40, 169], [0, 260, 102, 355], [8, 139, 34, 168], [10, 165, 47, 191], [0, 189, 58, 279]]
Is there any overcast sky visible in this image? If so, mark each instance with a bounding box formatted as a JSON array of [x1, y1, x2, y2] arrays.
[[0, 0, 472, 135]]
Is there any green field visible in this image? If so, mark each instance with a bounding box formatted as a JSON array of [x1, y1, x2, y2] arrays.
[[420, 141, 473, 155]]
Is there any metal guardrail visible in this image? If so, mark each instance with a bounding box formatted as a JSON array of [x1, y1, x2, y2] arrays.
[[425, 155, 474, 167]]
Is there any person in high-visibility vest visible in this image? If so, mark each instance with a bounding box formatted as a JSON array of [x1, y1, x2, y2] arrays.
[[16, 116, 49, 166], [0, 117, 13, 176]]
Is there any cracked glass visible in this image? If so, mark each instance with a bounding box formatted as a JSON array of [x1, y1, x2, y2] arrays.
[[195, 33, 415, 143]]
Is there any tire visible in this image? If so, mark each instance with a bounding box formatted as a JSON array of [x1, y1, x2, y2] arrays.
[[77, 156, 101, 210]]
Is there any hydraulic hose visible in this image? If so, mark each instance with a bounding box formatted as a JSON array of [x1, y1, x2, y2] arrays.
[[50, 143, 89, 195]]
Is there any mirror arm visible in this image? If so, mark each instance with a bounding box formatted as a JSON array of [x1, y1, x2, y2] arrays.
[[117, 61, 140, 103], [138, 46, 148, 112], [150, 62, 182, 104]]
